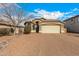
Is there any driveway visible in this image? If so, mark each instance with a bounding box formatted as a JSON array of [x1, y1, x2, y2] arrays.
[[0, 33, 79, 56]]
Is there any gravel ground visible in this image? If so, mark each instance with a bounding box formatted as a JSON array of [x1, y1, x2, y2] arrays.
[[0, 33, 79, 56]]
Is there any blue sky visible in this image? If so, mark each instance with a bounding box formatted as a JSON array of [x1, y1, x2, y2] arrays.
[[18, 3, 79, 21]]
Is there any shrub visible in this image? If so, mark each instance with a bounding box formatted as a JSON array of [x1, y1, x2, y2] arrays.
[[24, 22, 31, 34], [0, 28, 11, 36]]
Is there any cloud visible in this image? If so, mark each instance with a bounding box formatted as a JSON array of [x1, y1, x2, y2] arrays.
[[64, 12, 73, 14], [60, 8, 79, 15], [73, 8, 79, 11], [25, 7, 79, 21], [34, 9, 64, 19], [33, 8, 79, 20], [34, 8, 79, 20], [61, 8, 79, 20]]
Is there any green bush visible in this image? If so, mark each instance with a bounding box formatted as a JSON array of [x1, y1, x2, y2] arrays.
[[24, 22, 31, 34], [0, 28, 11, 36]]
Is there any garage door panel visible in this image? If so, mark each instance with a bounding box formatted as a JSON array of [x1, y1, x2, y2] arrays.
[[40, 25, 60, 33]]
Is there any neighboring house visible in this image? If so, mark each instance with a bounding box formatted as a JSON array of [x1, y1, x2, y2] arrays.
[[0, 21, 24, 35], [25, 18, 66, 33], [0, 21, 13, 30], [0, 21, 12, 35], [64, 15, 79, 33]]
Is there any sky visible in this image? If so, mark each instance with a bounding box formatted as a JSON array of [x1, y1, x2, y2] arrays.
[[0, 3, 79, 21], [17, 3, 79, 21]]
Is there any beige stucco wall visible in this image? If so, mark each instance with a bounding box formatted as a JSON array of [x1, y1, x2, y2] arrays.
[[61, 27, 67, 33], [14, 27, 24, 34], [0, 25, 11, 28]]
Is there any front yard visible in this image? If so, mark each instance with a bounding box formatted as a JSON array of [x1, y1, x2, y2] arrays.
[[0, 33, 79, 55]]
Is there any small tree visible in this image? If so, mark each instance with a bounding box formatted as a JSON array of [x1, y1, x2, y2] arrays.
[[36, 21, 39, 33], [0, 4, 30, 35]]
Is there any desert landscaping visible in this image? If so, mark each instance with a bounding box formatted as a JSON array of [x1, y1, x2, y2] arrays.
[[0, 33, 79, 56]]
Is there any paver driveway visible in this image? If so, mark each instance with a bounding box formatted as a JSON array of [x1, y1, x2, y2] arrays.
[[0, 33, 79, 56]]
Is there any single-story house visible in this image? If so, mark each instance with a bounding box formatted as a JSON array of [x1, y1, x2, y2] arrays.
[[64, 15, 79, 33], [25, 18, 67, 33]]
